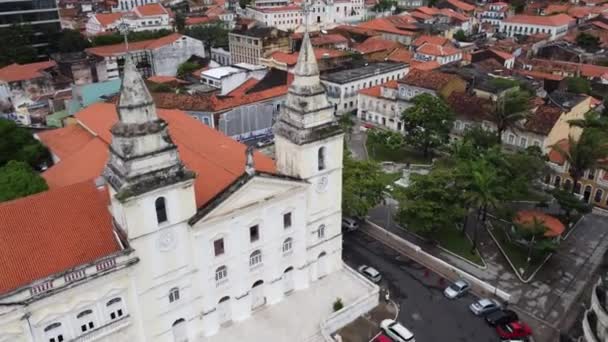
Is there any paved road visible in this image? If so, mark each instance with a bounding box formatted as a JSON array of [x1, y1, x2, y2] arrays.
[[343, 230, 498, 342]]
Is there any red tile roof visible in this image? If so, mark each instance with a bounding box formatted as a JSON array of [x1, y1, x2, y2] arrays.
[[446, 0, 475, 12], [386, 48, 413, 64], [548, 138, 568, 165], [93, 12, 123, 27], [503, 14, 574, 26], [310, 34, 349, 46], [268, 48, 346, 66], [524, 104, 562, 135], [147, 75, 185, 84], [86, 33, 183, 56], [134, 3, 168, 16], [37, 124, 96, 161], [0, 180, 121, 294], [355, 36, 402, 54], [357, 16, 417, 36], [41, 103, 276, 208], [400, 68, 458, 89], [185, 16, 220, 26], [517, 70, 564, 81], [488, 48, 513, 61], [447, 92, 494, 121], [0, 61, 56, 83], [412, 35, 449, 47], [515, 210, 565, 237], [416, 42, 460, 56], [358, 80, 398, 98], [410, 60, 441, 71]]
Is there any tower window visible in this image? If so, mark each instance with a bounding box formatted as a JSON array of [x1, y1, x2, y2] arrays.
[[283, 212, 292, 229], [318, 147, 326, 171], [318, 224, 326, 239], [214, 238, 225, 256], [250, 225, 260, 242], [155, 197, 167, 224], [169, 287, 180, 303]]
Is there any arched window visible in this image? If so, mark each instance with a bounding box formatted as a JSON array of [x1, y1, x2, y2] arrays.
[[574, 182, 582, 194], [595, 189, 603, 203], [318, 225, 326, 239], [215, 265, 228, 282], [155, 197, 167, 224], [169, 287, 180, 303], [77, 309, 95, 332], [106, 297, 124, 320], [544, 174, 551, 184], [249, 250, 262, 267], [554, 176, 561, 188], [564, 179, 572, 191], [584, 185, 593, 202], [282, 238, 293, 254], [318, 147, 326, 171], [44, 322, 64, 342]]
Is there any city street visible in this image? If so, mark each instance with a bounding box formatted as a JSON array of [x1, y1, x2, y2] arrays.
[[343, 230, 498, 342]]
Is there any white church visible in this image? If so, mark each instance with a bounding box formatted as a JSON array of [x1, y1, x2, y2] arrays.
[[0, 33, 377, 342]]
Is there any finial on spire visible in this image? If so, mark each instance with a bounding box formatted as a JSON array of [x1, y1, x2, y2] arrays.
[[245, 145, 255, 176]]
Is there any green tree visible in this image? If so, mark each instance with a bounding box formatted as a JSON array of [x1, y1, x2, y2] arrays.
[[342, 153, 387, 218], [52, 29, 91, 53], [0, 161, 48, 202], [492, 89, 531, 143], [552, 188, 591, 225], [396, 168, 465, 235], [453, 29, 467, 42], [175, 13, 186, 33], [0, 119, 50, 169], [566, 77, 591, 94], [367, 129, 405, 152], [401, 93, 454, 157], [512, 218, 558, 261], [576, 32, 600, 52], [177, 61, 199, 78], [551, 132, 608, 194], [0, 24, 38, 67], [461, 125, 499, 152], [568, 110, 608, 138], [185, 23, 229, 48]]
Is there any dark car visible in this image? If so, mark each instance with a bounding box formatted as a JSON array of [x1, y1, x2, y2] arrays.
[[485, 309, 519, 326]]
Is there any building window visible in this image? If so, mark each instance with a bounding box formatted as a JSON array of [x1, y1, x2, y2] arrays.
[[215, 266, 228, 283], [250, 225, 260, 242], [554, 176, 561, 188], [282, 238, 293, 253], [283, 212, 292, 229], [318, 147, 326, 171], [595, 189, 603, 203], [45, 322, 64, 342], [77, 310, 94, 333], [588, 169, 596, 180], [214, 238, 225, 256], [169, 287, 180, 303], [107, 297, 124, 320], [155, 197, 167, 224], [519, 137, 527, 148], [507, 134, 515, 144], [564, 179, 572, 191], [574, 181, 582, 194], [249, 250, 262, 267], [318, 224, 326, 239]]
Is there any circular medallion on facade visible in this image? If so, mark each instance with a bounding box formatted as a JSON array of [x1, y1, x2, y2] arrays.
[[316, 176, 329, 193], [157, 230, 176, 252]]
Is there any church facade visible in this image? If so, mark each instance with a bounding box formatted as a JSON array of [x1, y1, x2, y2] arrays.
[[0, 32, 362, 342]]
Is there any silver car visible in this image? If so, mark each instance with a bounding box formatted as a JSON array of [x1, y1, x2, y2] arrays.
[[470, 298, 501, 316], [444, 280, 470, 299], [358, 265, 382, 283]]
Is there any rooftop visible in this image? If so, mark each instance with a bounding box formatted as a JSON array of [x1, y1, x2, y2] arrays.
[[399, 69, 460, 90], [201, 66, 246, 79], [524, 104, 563, 135], [355, 36, 402, 54], [503, 14, 574, 26], [0, 61, 56, 83], [416, 42, 460, 56], [86, 33, 185, 57], [230, 26, 289, 39], [320, 62, 406, 84]]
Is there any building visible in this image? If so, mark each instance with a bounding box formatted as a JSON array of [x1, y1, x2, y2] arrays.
[[499, 14, 574, 40], [229, 25, 290, 65], [0, 34, 377, 342], [211, 47, 232, 66], [85, 3, 172, 36], [112, 0, 160, 12], [260, 48, 348, 72], [0, 0, 61, 57], [413, 42, 462, 65], [85, 33, 206, 81], [199, 64, 267, 95], [477, 2, 510, 26], [320, 62, 409, 114], [357, 15, 418, 45]]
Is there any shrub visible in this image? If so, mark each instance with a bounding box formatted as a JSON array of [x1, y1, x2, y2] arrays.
[[333, 298, 344, 312]]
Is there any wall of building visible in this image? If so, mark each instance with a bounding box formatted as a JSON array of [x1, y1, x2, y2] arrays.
[[152, 37, 206, 77], [545, 97, 590, 150]]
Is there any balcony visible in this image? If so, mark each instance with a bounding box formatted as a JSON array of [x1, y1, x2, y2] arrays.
[[72, 315, 131, 342]]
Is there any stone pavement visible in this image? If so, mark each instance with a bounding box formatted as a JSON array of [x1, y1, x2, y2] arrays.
[[346, 122, 368, 161], [368, 205, 608, 342]]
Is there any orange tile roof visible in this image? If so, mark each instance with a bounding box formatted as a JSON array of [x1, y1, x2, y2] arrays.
[[544, 4, 571, 15], [548, 138, 568, 165], [134, 3, 168, 16], [525, 104, 562, 135], [515, 210, 565, 237], [37, 125, 95, 161], [412, 35, 449, 47], [416, 42, 460, 56], [269, 48, 345, 66], [0, 61, 56, 83], [93, 12, 122, 27], [0, 180, 121, 294], [355, 36, 402, 54], [41, 103, 276, 208], [400, 68, 456, 88], [357, 16, 417, 36], [147, 75, 185, 84], [503, 14, 574, 26], [446, 0, 475, 12], [488, 48, 513, 60], [410, 60, 441, 71], [86, 33, 183, 57], [310, 34, 349, 46], [358, 80, 398, 98], [185, 16, 219, 26], [386, 48, 413, 64]]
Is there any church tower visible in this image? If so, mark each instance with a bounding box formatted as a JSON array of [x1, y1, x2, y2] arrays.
[[103, 57, 198, 341], [273, 32, 344, 279]]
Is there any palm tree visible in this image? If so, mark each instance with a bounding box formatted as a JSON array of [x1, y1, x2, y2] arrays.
[[463, 159, 502, 252], [492, 90, 530, 143], [568, 111, 608, 142], [551, 132, 608, 194]]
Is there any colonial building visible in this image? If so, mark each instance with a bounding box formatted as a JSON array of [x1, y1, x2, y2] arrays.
[[499, 14, 573, 40], [86, 3, 172, 36], [0, 33, 376, 342], [112, 0, 160, 12], [228, 25, 290, 65]]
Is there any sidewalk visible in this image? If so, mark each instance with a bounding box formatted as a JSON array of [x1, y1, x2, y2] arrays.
[[367, 204, 608, 342], [335, 301, 398, 342]]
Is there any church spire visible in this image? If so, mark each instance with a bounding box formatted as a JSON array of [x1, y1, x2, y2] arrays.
[[293, 32, 319, 80], [103, 55, 193, 200]]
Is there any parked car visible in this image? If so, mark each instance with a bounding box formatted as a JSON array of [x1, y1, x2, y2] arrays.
[[342, 217, 359, 231], [255, 137, 274, 148], [485, 309, 519, 326], [496, 321, 532, 339], [358, 265, 382, 283], [373, 334, 392, 342], [380, 319, 415, 342], [443, 280, 470, 299], [469, 298, 501, 316]]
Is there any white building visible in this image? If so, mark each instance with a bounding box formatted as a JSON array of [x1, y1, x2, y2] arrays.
[[320, 62, 408, 114], [112, 0, 160, 12], [200, 64, 267, 95], [85, 33, 206, 81], [0, 32, 376, 342], [477, 1, 509, 26], [210, 47, 232, 66], [86, 3, 172, 36], [498, 14, 573, 40], [413, 43, 463, 65]]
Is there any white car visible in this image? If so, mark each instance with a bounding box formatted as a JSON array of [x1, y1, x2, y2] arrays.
[[469, 298, 501, 316], [380, 319, 415, 342], [358, 265, 382, 283], [444, 280, 470, 299]]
